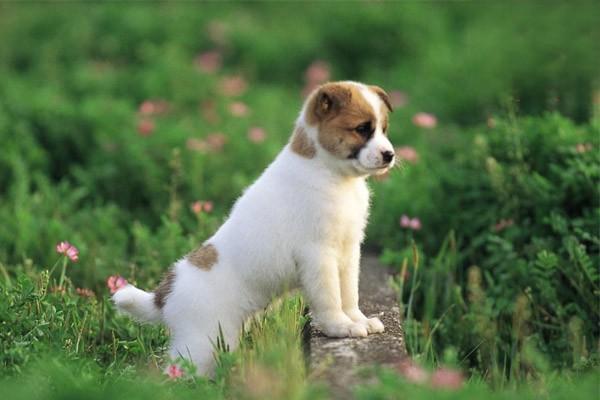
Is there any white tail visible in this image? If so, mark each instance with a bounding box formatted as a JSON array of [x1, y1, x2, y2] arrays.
[[112, 284, 162, 323]]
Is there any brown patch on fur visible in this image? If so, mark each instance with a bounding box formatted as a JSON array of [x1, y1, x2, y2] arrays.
[[188, 243, 218, 271], [306, 82, 377, 159], [290, 126, 316, 159], [369, 85, 393, 113], [154, 268, 175, 309]]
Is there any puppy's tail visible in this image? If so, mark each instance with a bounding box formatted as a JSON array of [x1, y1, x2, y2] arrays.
[[112, 284, 162, 324]]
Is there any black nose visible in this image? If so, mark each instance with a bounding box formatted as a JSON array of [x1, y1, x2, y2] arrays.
[[381, 150, 394, 164]]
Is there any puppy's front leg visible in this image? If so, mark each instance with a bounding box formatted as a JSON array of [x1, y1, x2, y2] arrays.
[[299, 246, 368, 337], [340, 244, 385, 334]]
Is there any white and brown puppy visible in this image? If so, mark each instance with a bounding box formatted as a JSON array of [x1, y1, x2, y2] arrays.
[[113, 81, 395, 375]]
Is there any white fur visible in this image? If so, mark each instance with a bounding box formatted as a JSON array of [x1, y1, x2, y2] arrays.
[[114, 81, 392, 376]]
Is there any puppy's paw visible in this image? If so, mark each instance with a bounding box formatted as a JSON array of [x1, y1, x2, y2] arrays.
[[322, 321, 369, 338], [364, 317, 385, 333], [345, 309, 385, 334]]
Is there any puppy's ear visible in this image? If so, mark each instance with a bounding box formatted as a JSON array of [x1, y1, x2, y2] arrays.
[[308, 83, 352, 124], [369, 85, 393, 112]]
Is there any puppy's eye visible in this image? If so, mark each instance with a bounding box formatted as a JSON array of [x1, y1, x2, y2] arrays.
[[355, 122, 372, 136]]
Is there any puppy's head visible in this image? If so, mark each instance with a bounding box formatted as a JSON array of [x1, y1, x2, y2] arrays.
[[301, 81, 395, 176]]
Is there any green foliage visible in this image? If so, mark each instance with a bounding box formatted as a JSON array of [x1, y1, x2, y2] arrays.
[[380, 115, 599, 384]]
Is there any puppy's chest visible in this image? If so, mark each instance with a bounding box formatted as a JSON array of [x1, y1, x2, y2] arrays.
[[318, 182, 369, 242]]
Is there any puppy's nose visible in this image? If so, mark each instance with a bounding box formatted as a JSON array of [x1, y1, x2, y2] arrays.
[[381, 150, 395, 164]]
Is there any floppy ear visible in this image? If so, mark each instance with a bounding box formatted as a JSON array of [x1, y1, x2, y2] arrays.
[[308, 83, 352, 123], [370, 85, 393, 112]]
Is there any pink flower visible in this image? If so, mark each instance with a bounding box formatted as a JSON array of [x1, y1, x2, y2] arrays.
[[228, 101, 250, 117], [430, 368, 464, 390], [395, 146, 419, 164], [138, 99, 169, 116], [247, 127, 267, 143], [305, 60, 331, 85], [388, 90, 408, 108], [166, 364, 184, 379], [191, 200, 213, 215], [219, 75, 247, 97], [56, 241, 71, 254], [412, 112, 437, 129], [194, 50, 222, 73], [191, 201, 203, 215], [202, 201, 213, 213], [56, 241, 79, 262], [65, 246, 79, 262], [137, 119, 155, 136], [301, 60, 332, 98], [400, 215, 421, 231], [107, 275, 128, 294], [206, 134, 227, 152], [400, 215, 411, 228], [396, 360, 429, 384], [409, 218, 422, 231]]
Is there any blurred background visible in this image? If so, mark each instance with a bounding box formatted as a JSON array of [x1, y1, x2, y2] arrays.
[[0, 1, 598, 397]]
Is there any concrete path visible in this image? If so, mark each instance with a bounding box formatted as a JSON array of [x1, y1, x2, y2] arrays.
[[307, 254, 407, 397]]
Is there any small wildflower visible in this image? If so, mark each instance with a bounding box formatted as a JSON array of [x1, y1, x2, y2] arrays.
[[139, 99, 169, 116], [412, 112, 437, 129], [107, 275, 128, 294], [194, 50, 222, 73], [56, 241, 71, 254], [191, 201, 203, 215], [191, 200, 213, 215], [137, 119, 155, 136], [409, 218, 422, 231], [76, 288, 95, 298], [247, 126, 267, 143], [388, 90, 408, 108], [305, 60, 331, 85], [396, 359, 429, 384], [400, 215, 411, 228], [219, 75, 247, 97], [65, 245, 79, 262], [202, 201, 213, 213], [302, 60, 331, 98], [166, 364, 184, 379], [205, 133, 227, 152], [430, 368, 464, 390], [228, 101, 250, 117], [56, 241, 79, 262], [395, 146, 419, 164], [400, 215, 421, 231]]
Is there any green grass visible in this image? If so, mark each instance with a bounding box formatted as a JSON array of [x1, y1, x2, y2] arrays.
[[0, 2, 598, 399]]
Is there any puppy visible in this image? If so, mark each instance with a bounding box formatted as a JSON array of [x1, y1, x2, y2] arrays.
[[113, 81, 395, 375]]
